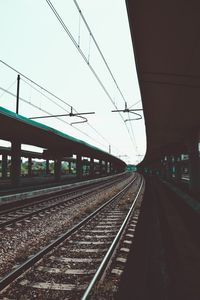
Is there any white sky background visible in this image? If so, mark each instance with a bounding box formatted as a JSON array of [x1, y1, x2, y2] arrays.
[[0, 0, 146, 164]]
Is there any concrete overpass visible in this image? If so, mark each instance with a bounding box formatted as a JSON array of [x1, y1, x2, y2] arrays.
[[0, 106, 126, 186]]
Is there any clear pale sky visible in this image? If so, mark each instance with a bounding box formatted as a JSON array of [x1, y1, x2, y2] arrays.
[[0, 0, 146, 164]]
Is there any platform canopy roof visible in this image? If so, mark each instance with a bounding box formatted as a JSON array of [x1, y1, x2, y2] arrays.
[[126, 0, 200, 165], [0, 106, 126, 167]]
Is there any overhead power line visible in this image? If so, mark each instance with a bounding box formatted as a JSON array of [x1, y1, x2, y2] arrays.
[[0, 85, 107, 148], [45, 0, 121, 113], [45, 0, 138, 152], [0, 60, 120, 150], [73, 0, 127, 104], [21, 78, 71, 114], [129, 100, 141, 108], [0, 60, 74, 111], [0, 79, 16, 99]]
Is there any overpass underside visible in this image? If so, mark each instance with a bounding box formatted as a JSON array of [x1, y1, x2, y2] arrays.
[[116, 1, 200, 299], [126, 0, 200, 196]]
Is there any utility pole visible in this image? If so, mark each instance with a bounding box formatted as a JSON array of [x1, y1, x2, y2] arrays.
[[109, 145, 111, 154], [16, 74, 20, 114]]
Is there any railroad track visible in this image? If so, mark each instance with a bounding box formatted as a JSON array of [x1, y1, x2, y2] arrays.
[[0, 173, 128, 210], [0, 174, 144, 299], [0, 173, 130, 228]]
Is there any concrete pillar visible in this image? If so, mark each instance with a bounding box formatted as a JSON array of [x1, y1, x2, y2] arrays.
[[107, 162, 110, 174], [112, 163, 116, 173], [188, 136, 200, 193], [76, 154, 82, 179], [110, 162, 113, 174], [107, 161, 110, 174], [104, 161, 108, 175], [171, 156, 176, 178], [89, 157, 94, 177], [68, 161, 72, 174], [54, 158, 61, 181], [160, 158, 165, 178], [161, 157, 167, 179], [174, 155, 182, 182], [168, 155, 172, 179], [99, 159, 103, 175], [165, 155, 172, 180], [46, 159, 50, 175], [2, 154, 8, 179], [11, 142, 21, 186], [28, 157, 32, 177], [82, 160, 86, 176]]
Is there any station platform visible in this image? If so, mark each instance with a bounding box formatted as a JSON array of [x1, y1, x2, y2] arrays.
[[0, 174, 76, 196], [117, 175, 200, 300], [0, 173, 122, 205]]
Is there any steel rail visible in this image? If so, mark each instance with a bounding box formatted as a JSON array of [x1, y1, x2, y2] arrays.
[[0, 174, 125, 215], [81, 176, 144, 300], [0, 174, 131, 228], [0, 176, 137, 292], [0, 172, 128, 213], [0, 173, 128, 214]]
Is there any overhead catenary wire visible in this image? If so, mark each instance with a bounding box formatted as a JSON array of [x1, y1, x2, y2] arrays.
[[0, 86, 55, 117], [21, 78, 71, 114], [21, 79, 121, 150], [0, 16, 137, 159], [0, 79, 17, 99], [129, 100, 141, 108], [0, 60, 72, 110], [0, 60, 119, 150], [0, 86, 107, 148], [73, 1, 143, 154], [73, 0, 144, 158], [45, 0, 121, 113], [86, 122, 121, 154], [0, 3, 138, 158], [45, 0, 138, 152], [73, 0, 127, 104], [124, 111, 142, 122]]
